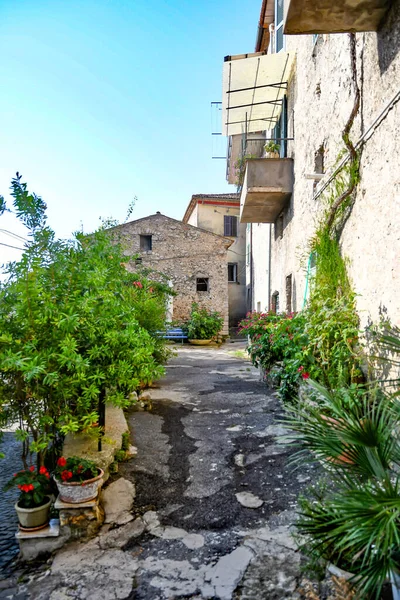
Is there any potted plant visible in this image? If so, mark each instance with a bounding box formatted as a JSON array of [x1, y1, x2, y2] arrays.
[[286, 380, 400, 599], [187, 303, 223, 345], [54, 456, 104, 504], [4, 465, 52, 530], [264, 141, 280, 158]]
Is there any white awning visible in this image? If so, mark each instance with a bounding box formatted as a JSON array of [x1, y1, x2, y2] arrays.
[[222, 52, 294, 137]]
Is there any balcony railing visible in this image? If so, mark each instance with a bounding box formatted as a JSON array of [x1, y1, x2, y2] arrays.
[[239, 158, 294, 223]]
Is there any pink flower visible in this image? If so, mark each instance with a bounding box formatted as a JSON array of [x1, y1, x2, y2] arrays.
[[301, 372, 310, 380], [298, 366, 304, 372]]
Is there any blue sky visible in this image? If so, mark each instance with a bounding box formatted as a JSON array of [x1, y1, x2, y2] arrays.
[[0, 0, 260, 263]]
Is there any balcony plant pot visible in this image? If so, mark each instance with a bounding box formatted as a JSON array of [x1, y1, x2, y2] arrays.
[[266, 151, 280, 158], [15, 496, 51, 531], [188, 339, 212, 346], [54, 468, 104, 504]]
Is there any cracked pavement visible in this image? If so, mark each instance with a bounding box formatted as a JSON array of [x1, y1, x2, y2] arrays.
[[1, 344, 319, 599]]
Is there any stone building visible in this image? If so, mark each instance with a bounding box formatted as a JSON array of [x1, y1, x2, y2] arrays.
[[221, 0, 400, 330], [182, 193, 247, 328], [111, 213, 232, 334]]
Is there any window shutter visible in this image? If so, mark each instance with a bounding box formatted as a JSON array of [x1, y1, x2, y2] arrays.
[[224, 215, 237, 237]]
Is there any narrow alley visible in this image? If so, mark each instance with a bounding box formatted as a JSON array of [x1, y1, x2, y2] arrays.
[[2, 346, 319, 600]]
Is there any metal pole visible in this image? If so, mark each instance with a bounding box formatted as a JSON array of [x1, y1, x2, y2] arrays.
[[98, 388, 106, 452]]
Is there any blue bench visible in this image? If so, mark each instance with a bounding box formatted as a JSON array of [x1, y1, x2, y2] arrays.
[[157, 327, 188, 343]]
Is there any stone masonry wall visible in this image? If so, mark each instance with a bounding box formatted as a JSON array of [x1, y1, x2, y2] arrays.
[[264, 3, 400, 329], [112, 213, 231, 335]]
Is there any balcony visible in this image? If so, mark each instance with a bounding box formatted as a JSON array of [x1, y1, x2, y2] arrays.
[[284, 0, 391, 34], [239, 158, 294, 223]]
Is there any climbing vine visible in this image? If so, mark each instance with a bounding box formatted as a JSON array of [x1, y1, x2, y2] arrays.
[[310, 33, 361, 302]]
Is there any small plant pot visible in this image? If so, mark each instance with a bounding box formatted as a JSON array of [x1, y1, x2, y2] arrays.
[[15, 496, 51, 530], [54, 469, 104, 504], [188, 339, 212, 346], [265, 151, 280, 158]]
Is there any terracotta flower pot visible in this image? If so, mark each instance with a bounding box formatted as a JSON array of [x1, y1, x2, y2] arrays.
[[54, 469, 104, 504], [15, 496, 51, 530], [188, 339, 211, 346]]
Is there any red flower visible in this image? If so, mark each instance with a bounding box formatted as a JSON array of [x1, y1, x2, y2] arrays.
[[29, 465, 35, 472], [20, 484, 34, 493], [39, 466, 48, 475], [57, 457, 67, 467], [61, 470, 73, 481], [301, 372, 310, 380]]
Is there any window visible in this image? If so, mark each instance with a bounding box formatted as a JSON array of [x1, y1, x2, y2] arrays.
[[196, 278, 209, 292], [271, 291, 279, 313], [286, 274, 292, 312], [228, 263, 238, 282], [272, 96, 288, 158], [314, 144, 325, 174], [224, 215, 238, 237], [140, 235, 152, 251], [275, 0, 285, 53], [276, 213, 284, 239]]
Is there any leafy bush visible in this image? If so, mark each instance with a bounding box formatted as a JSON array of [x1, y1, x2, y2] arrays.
[[239, 297, 360, 404], [0, 175, 171, 468], [186, 303, 223, 340]]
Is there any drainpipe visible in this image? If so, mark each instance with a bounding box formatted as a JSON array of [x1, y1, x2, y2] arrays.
[[250, 224, 254, 311], [267, 223, 272, 310]]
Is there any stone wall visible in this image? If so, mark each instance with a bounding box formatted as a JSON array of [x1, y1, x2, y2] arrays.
[[252, 4, 400, 329], [194, 202, 247, 327], [112, 213, 231, 334]]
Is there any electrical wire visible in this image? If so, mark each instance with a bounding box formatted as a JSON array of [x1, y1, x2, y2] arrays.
[[0, 229, 27, 242], [0, 241, 25, 251]]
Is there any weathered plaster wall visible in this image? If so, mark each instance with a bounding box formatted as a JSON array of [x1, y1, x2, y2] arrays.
[[267, 5, 400, 328], [195, 202, 247, 326], [251, 223, 271, 313], [113, 214, 230, 334]]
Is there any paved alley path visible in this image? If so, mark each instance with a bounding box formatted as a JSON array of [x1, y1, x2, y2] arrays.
[[2, 345, 318, 600]]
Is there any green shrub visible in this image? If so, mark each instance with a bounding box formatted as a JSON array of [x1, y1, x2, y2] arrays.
[[0, 174, 171, 468], [121, 432, 130, 452], [186, 303, 223, 340], [114, 450, 127, 463]]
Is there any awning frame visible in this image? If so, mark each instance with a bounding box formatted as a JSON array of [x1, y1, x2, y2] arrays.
[[222, 52, 294, 137]]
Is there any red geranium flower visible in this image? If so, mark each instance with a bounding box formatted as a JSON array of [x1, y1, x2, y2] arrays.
[[57, 457, 67, 467], [61, 470, 73, 481], [301, 372, 310, 380], [39, 466, 48, 475], [29, 465, 35, 472]]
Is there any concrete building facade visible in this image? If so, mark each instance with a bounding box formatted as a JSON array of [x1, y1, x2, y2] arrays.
[[112, 213, 232, 334], [182, 194, 247, 328], [222, 0, 400, 330]]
